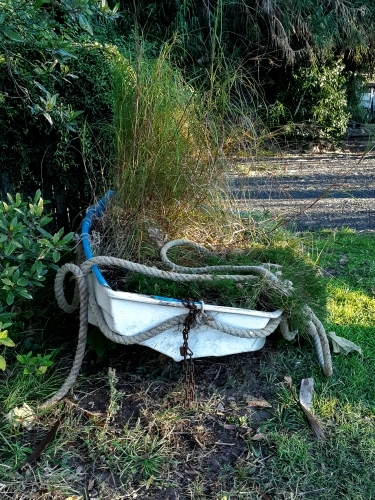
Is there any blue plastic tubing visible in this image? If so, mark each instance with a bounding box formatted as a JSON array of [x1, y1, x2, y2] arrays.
[[81, 190, 115, 287]]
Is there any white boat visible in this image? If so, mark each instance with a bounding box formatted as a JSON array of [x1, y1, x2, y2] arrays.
[[81, 193, 282, 361]]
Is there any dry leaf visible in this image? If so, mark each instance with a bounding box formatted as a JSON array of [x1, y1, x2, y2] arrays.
[[251, 433, 265, 441], [148, 227, 168, 249], [5, 403, 36, 430], [299, 405, 325, 440], [285, 376, 325, 440], [87, 479, 95, 491], [245, 395, 272, 408], [284, 376, 293, 388], [327, 331, 362, 355], [224, 424, 236, 430], [145, 475, 154, 490], [216, 402, 225, 411], [299, 378, 314, 411], [21, 420, 60, 466]]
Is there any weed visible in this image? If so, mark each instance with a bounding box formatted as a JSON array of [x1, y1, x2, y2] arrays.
[[87, 327, 117, 358], [16, 351, 54, 376], [100, 40, 227, 261]]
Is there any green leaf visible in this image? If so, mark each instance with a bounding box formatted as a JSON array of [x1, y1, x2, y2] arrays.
[[13, 207, 26, 215], [1, 279, 13, 286], [33, 189, 41, 204], [4, 242, 15, 256], [78, 14, 93, 35], [6, 292, 14, 305], [17, 289, 33, 300], [38, 227, 53, 238], [12, 269, 20, 283], [0, 330, 8, 339], [0, 14, 5, 24], [2, 28, 25, 43], [0, 337, 15, 347], [43, 112, 53, 126], [52, 250, 60, 262], [39, 216, 53, 227], [56, 49, 77, 59], [34, 0, 50, 8], [32, 260, 44, 273], [0, 356, 6, 371], [16, 353, 29, 363], [61, 232, 74, 245], [34, 82, 48, 95], [17, 277, 28, 287]]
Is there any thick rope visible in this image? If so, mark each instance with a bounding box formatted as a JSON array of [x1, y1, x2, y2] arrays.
[[80, 255, 291, 294], [39, 263, 89, 409], [201, 315, 282, 338], [160, 239, 293, 295], [41, 240, 333, 408], [306, 306, 333, 376]]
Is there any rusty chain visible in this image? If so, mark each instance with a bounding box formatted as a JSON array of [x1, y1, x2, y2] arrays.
[[180, 299, 198, 408]]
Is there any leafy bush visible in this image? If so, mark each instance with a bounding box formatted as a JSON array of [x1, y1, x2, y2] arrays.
[[0, 191, 74, 369], [0, 0, 126, 226], [265, 60, 350, 140], [294, 61, 350, 138]]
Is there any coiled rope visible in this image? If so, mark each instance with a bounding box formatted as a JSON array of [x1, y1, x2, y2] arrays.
[[40, 240, 332, 408]]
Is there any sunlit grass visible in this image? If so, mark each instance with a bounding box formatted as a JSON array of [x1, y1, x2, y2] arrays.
[[253, 229, 375, 499], [327, 284, 375, 326]]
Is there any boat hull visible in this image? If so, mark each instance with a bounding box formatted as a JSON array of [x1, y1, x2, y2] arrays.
[[87, 274, 282, 361]]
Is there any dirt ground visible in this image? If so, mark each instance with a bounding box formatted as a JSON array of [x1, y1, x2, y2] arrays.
[[231, 138, 375, 232]]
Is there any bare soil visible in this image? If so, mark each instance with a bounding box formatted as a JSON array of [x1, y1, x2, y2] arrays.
[[231, 138, 375, 232]]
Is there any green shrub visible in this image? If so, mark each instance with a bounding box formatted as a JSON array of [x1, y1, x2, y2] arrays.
[[0, 190, 74, 369], [266, 60, 350, 140], [0, 0, 127, 225]]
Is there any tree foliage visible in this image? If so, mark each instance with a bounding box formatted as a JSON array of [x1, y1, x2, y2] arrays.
[[0, 0, 128, 225], [120, 0, 375, 70], [118, 0, 375, 137]]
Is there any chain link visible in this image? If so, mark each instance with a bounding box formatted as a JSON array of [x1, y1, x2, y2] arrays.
[[180, 299, 198, 408]]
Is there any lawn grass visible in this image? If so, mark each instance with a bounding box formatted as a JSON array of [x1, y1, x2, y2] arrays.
[[0, 229, 375, 499], [258, 229, 375, 499]]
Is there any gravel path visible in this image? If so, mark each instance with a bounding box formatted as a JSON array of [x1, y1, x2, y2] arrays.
[[231, 139, 375, 232]]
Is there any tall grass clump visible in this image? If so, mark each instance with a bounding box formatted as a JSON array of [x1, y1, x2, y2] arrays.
[[101, 43, 238, 261]]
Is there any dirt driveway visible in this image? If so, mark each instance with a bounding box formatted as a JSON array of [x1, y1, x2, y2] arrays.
[[231, 139, 375, 232]]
